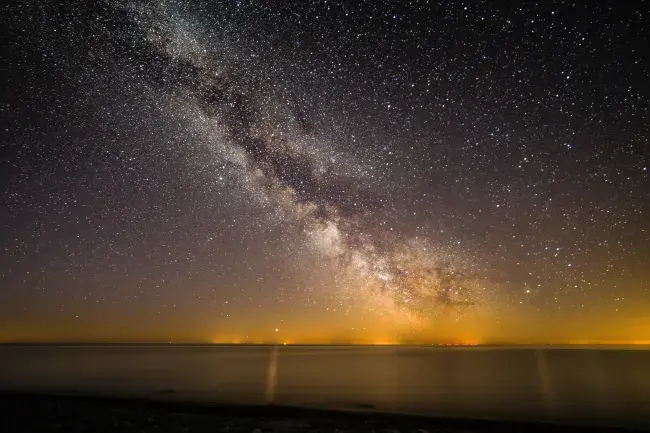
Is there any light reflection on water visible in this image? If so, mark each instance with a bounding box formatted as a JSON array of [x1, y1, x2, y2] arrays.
[[1, 345, 649, 428]]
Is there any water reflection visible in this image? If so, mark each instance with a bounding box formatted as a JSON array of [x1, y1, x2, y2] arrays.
[[1, 345, 648, 428]]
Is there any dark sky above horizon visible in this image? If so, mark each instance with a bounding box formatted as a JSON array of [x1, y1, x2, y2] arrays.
[[1, 0, 649, 342]]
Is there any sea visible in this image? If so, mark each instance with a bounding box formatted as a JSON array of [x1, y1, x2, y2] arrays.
[[1, 345, 648, 428]]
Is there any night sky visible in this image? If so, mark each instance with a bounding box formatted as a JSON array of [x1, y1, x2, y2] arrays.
[[1, 1, 649, 343]]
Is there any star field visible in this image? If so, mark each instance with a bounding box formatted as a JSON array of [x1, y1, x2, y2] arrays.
[[1, 1, 649, 343]]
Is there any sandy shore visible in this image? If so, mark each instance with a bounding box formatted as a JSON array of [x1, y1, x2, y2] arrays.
[[0, 392, 638, 432]]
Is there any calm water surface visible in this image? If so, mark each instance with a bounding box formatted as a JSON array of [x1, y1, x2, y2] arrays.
[[1, 345, 649, 428]]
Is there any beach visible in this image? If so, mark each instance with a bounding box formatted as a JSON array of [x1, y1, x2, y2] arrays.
[[1, 392, 637, 433]]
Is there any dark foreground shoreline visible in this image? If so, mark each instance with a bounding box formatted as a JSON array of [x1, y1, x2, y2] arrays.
[[1, 392, 641, 433]]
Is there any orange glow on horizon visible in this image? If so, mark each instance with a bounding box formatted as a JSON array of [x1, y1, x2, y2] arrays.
[[3, 304, 649, 344]]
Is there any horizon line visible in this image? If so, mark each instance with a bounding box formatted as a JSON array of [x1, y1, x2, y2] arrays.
[[2, 340, 649, 347]]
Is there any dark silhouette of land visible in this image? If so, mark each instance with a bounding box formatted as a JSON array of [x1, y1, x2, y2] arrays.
[[1, 392, 637, 433]]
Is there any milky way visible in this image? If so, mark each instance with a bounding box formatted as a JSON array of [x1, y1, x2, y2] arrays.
[[109, 0, 492, 323], [1, 0, 649, 341]]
